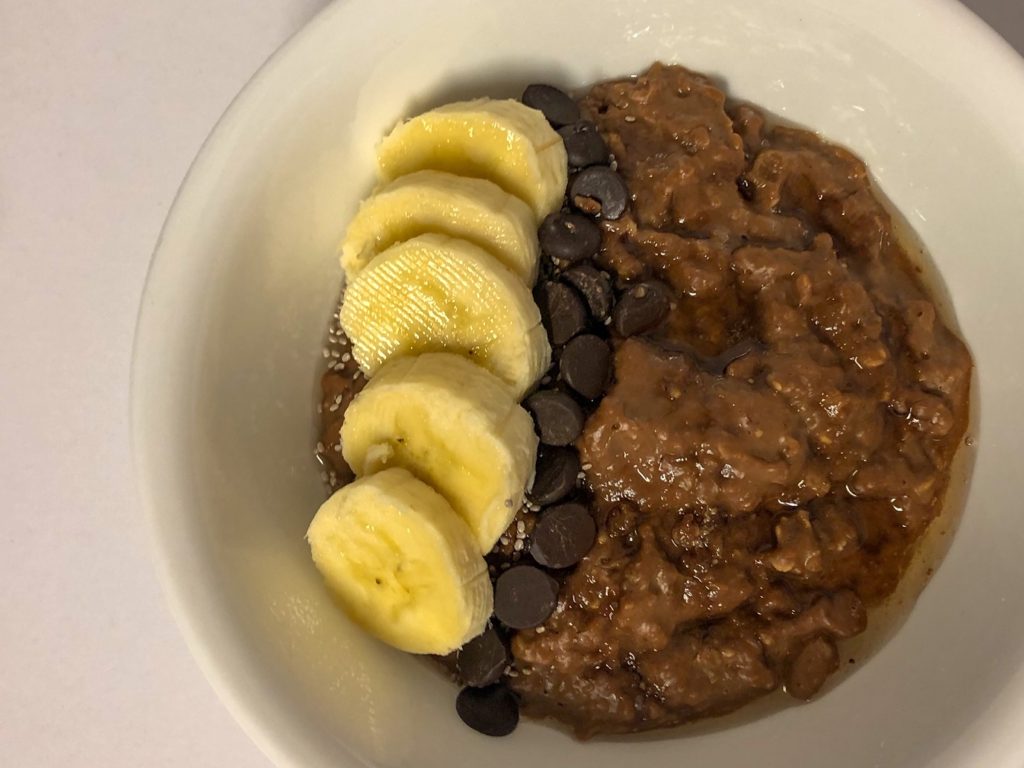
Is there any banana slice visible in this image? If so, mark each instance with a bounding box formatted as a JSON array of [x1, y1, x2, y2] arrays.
[[342, 353, 537, 553], [307, 467, 492, 655], [377, 99, 568, 220], [340, 233, 551, 399], [340, 170, 539, 285]]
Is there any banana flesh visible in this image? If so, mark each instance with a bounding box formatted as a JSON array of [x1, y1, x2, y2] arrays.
[[339, 170, 539, 285], [307, 467, 492, 655], [377, 98, 567, 219], [341, 353, 538, 553], [340, 233, 551, 399], [310, 94, 573, 656]]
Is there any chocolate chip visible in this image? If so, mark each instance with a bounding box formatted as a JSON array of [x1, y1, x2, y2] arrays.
[[455, 683, 519, 736], [535, 281, 587, 345], [558, 121, 610, 169], [525, 390, 585, 446], [522, 84, 580, 128], [457, 627, 510, 688], [538, 212, 601, 264], [494, 565, 559, 629], [529, 446, 581, 505], [530, 503, 596, 569], [562, 263, 613, 320], [570, 166, 629, 220], [611, 281, 672, 337], [559, 334, 611, 400]]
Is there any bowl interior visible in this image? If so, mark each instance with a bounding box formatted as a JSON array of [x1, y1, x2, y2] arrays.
[[133, 0, 1024, 766]]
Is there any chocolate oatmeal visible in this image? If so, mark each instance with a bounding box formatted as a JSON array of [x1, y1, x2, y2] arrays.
[[318, 63, 972, 738]]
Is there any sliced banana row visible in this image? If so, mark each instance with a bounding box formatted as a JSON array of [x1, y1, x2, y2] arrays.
[[340, 99, 565, 390], [309, 97, 568, 655], [309, 354, 535, 654]]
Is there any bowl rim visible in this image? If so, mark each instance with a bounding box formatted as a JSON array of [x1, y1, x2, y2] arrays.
[[131, 1, 1024, 766]]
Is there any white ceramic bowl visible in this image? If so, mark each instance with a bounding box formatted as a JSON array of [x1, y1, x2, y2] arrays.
[[133, 0, 1024, 765]]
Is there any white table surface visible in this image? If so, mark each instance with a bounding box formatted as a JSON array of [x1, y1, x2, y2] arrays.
[[1, 1, 1021, 765]]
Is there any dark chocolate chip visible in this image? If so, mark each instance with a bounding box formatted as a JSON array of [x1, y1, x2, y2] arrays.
[[525, 389, 585, 446], [562, 263, 613, 320], [538, 212, 601, 264], [558, 121, 610, 169], [455, 683, 519, 736], [457, 627, 510, 688], [534, 281, 587, 345], [494, 565, 559, 629], [570, 166, 629, 220], [611, 281, 672, 337], [559, 334, 611, 400], [522, 84, 580, 128], [530, 503, 596, 569], [529, 446, 581, 506]]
